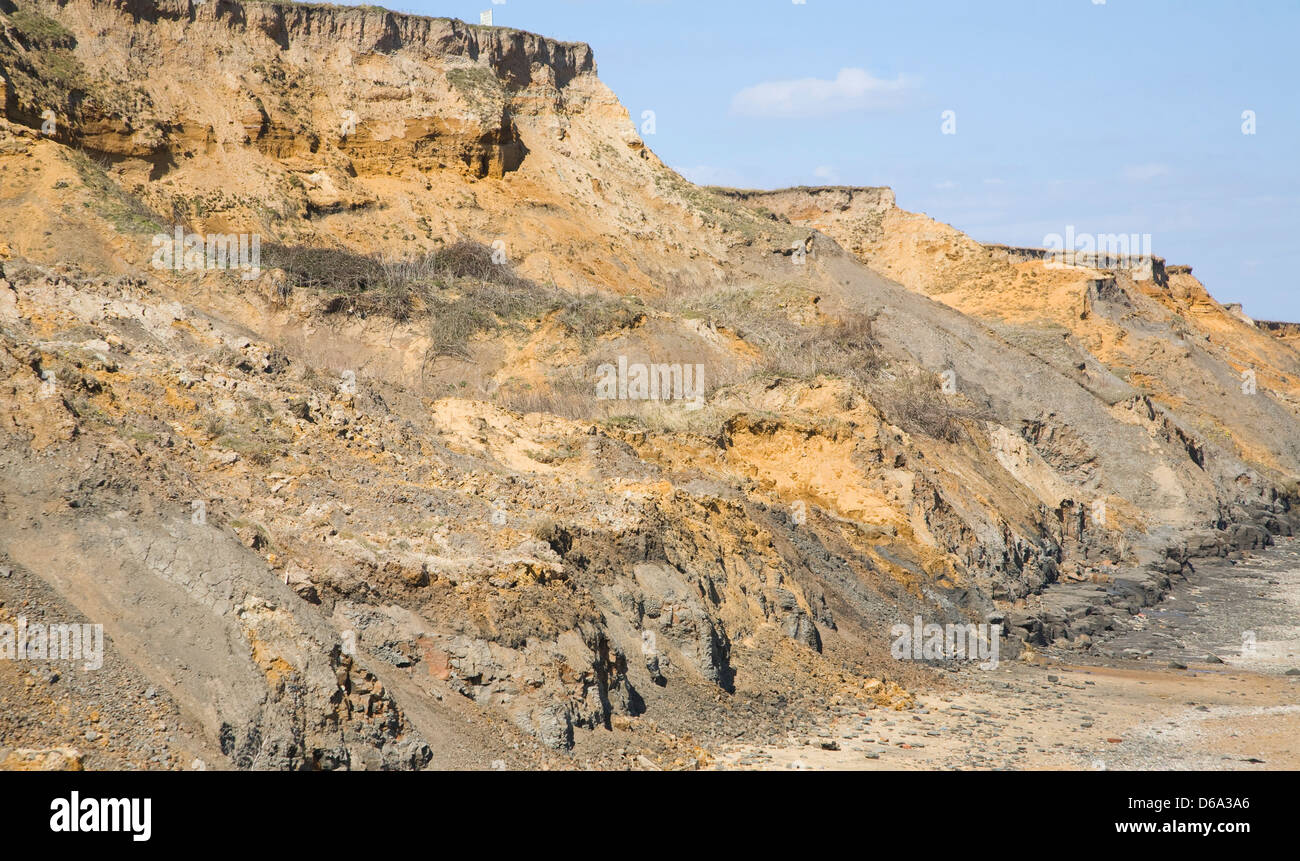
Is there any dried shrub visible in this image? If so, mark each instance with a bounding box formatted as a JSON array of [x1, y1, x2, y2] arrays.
[[667, 284, 882, 387], [873, 371, 983, 443]]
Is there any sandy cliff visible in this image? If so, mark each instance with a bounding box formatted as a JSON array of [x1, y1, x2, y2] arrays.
[[2, 0, 1298, 769]]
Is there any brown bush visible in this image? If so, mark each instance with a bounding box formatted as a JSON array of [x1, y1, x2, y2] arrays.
[[873, 372, 985, 443]]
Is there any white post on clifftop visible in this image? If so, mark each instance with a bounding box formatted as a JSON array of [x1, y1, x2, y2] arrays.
[[480, 10, 493, 26]]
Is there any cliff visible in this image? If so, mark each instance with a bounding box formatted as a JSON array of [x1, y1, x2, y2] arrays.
[[2, 0, 1299, 770]]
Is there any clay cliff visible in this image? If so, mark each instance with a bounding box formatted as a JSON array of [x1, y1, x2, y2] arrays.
[[1, 0, 1298, 769]]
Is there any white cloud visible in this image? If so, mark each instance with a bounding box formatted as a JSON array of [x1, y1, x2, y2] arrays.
[[934, 180, 957, 190], [731, 68, 915, 119], [812, 165, 839, 183], [1123, 163, 1171, 182], [675, 164, 747, 188]]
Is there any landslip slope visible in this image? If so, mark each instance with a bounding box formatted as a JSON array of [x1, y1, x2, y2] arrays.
[[1, 0, 1297, 769]]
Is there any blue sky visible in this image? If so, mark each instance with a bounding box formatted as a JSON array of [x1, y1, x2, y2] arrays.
[[368, 0, 1299, 321]]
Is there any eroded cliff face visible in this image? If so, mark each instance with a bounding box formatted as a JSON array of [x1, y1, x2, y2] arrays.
[[1258, 320, 1300, 350], [3, 0, 590, 165], [1, 0, 802, 294], [743, 185, 1300, 486], [2, 1, 1299, 769]]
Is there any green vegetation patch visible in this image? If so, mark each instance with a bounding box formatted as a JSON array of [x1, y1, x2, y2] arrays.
[[7, 6, 74, 47], [447, 65, 507, 111], [67, 150, 163, 235]]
